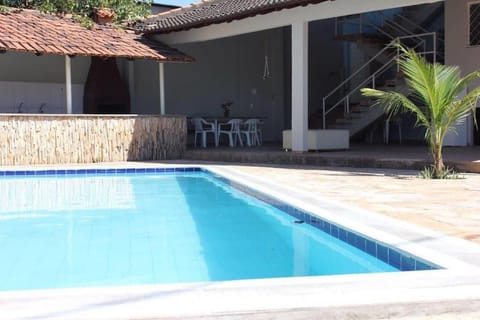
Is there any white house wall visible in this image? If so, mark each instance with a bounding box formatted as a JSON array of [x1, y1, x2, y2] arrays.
[[0, 81, 84, 114], [0, 51, 89, 83], [445, 0, 477, 146], [0, 51, 89, 114], [131, 59, 161, 114]]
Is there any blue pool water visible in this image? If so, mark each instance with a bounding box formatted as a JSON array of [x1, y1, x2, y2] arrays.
[[0, 170, 401, 291]]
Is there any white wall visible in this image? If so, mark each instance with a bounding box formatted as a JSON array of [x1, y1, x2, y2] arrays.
[[445, 0, 476, 146], [130, 59, 161, 114], [0, 51, 89, 83], [0, 81, 83, 114], [0, 51, 89, 114]]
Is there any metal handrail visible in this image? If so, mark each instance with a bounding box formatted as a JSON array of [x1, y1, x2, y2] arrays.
[[323, 52, 398, 116], [343, 49, 437, 105], [394, 13, 444, 59], [383, 20, 425, 44], [394, 13, 445, 45], [323, 54, 398, 122], [367, 18, 427, 55], [323, 32, 432, 107], [367, 12, 428, 51], [335, 11, 441, 60], [322, 32, 437, 128], [331, 14, 427, 97]]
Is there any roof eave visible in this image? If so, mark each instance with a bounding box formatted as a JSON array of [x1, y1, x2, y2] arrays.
[[141, 0, 332, 35]]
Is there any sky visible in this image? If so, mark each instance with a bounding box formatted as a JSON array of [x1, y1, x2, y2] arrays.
[[154, 0, 193, 6]]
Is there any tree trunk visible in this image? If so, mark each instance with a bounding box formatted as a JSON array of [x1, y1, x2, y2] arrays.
[[432, 144, 445, 178]]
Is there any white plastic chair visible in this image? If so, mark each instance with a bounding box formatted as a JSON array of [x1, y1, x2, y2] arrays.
[[256, 119, 264, 146], [192, 118, 216, 148], [384, 116, 402, 144], [240, 119, 261, 147], [217, 119, 243, 147]]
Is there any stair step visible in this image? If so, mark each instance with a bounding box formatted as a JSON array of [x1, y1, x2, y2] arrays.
[[356, 100, 375, 110], [343, 113, 362, 119], [330, 124, 350, 129], [353, 103, 368, 108], [351, 110, 365, 114], [359, 100, 372, 106], [384, 79, 398, 87], [336, 119, 354, 125]]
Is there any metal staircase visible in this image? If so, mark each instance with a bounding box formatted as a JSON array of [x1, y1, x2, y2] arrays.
[[321, 5, 443, 138]]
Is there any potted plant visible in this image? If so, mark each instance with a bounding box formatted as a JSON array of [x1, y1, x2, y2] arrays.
[[93, 7, 115, 24], [221, 100, 233, 118]]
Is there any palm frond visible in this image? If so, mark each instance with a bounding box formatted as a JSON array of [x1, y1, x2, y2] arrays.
[[454, 69, 480, 95], [444, 86, 480, 129], [361, 88, 429, 127], [433, 64, 462, 112], [398, 46, 437, 111]]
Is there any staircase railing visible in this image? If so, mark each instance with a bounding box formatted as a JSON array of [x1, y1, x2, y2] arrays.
[[322, 32, 437, 129], [393, 13, 445, 60], [335, 10, 444, 59], [335, 10, 399, 38]]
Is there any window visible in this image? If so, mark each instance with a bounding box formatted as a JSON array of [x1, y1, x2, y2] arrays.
[[469, 2, 480, 46]]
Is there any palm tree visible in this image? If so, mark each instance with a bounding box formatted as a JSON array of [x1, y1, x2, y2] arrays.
[[361, 44, 480, 178]]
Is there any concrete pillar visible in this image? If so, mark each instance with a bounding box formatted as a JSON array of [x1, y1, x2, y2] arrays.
[[159, 62, 165, 115], [65, 55, 72, 114], [291, 21, 309, 152], [444, 0, 473, 146]]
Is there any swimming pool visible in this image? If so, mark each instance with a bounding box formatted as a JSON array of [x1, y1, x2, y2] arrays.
[[0, 167, 437, 291]]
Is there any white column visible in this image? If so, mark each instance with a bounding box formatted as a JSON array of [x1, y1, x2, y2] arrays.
[[291, 21, 309, 152], [159, 62, 165, 115], [128, 60, 135, 112], [65, 55, 72, 114]]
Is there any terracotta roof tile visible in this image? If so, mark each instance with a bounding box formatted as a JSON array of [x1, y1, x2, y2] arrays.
[[139, 0, 332, 34], [0, 9, 193, 62]]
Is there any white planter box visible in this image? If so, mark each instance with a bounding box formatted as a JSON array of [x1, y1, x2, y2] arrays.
[[282, 129, 349, 150]]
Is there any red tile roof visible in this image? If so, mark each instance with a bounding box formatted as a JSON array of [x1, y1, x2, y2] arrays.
[[0, 9, 193, 62], [139, 0, 332, 34]]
